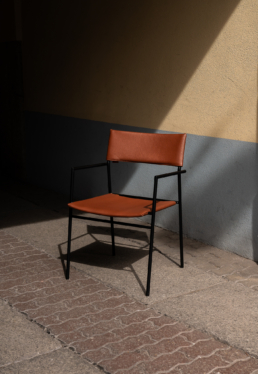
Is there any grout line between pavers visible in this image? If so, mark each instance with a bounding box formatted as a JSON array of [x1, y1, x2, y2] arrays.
[[155, 349, 249, 374], [15, 291, 128, 310], [43, 308, 130, 329], [5, 278, 97, 298], [78, 323, 196, 358], [70, 325, 179, 353], [9, 287, 121, 309], [0, 273, 67, 291], [25, 301, 136, 322], [0, 248, 39, 257], [99, 352, 150, 374], [191, 327, 258, 361], [85, 334, 216, 368], [55, 316, 173, 340], [0, 267, 63, 281], [207, 356, 252, 374]]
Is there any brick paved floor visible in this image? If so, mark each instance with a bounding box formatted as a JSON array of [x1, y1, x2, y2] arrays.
[[1, 231, 258, 374]]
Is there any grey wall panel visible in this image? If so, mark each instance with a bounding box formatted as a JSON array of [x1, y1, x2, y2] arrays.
[[24, 112, 258, 261]]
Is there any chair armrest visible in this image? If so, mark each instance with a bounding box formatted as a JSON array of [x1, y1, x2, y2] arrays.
[[155, 169, 186, 180], [150, 169, 186, 213], [69, 162, 107, 202]]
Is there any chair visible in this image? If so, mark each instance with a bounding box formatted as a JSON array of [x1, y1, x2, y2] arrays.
[[66, 129, 187, 296]]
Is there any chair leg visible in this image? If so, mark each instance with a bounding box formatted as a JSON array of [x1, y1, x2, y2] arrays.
[[146, 217, 155, 296], [66, 208, 73, 279], [110, 217, 115, 256], [179, 203, 184, 268]]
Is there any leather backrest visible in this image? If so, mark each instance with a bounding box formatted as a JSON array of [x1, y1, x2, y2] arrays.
[[106, 130, 187, 166]]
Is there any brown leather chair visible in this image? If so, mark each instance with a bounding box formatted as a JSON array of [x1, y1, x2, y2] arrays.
[[66, 129, 187, 296]]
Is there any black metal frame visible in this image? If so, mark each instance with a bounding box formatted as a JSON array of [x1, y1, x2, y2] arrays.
[[66, 161, 186, 296]]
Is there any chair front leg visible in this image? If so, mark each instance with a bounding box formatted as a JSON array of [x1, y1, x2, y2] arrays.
[[178, 169, 184, 268], [146, 176, 158, 296], [146, 213, 156, 296], [66, 208, 73, 279]]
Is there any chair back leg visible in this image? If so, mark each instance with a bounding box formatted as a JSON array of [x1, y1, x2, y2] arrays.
[[66, 208, 73, 279], [110, 217, 115, 256], [179, 203, 184, 268]]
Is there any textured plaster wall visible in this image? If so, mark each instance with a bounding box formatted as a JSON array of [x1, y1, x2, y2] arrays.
[[21, 0, 258, 142], [161, 0, 258, 142]]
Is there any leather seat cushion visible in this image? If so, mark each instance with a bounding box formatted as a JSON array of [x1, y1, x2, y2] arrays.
[[68, 193, 176, 217]]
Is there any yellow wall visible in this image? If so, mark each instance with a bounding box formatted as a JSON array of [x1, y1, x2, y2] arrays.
[[22, 0, 258, 142]]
